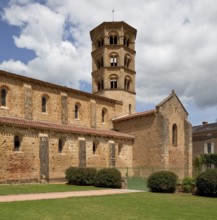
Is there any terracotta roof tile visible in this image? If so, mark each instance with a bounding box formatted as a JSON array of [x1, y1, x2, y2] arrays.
[[113, 109, 156, 122], [0, 116, 134, 140]]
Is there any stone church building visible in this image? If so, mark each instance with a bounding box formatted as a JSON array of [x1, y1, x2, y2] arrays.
[[0, 21, 192, 183]]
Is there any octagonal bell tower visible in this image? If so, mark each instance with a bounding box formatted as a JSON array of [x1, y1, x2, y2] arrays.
[[90, 21, 137, 115]]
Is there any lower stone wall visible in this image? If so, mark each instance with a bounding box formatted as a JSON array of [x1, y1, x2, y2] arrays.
[[0, 125, 133, 183]]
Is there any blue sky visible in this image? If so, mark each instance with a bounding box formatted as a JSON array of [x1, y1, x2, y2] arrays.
[[0, 0, 217, 126]]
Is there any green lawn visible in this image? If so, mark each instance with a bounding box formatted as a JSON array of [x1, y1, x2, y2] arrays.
[[0, 192, 216, 220], [127, 177, 147, 190], [0, 184, 98, 195]]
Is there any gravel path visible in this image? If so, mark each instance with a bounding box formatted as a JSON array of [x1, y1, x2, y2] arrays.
[[0, 189, 143, 202]]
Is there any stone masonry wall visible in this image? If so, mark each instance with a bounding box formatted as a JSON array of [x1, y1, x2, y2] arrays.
[[0, 73, 122, 130], [157, 95, 192, 179], [0, 124, 133, 182]]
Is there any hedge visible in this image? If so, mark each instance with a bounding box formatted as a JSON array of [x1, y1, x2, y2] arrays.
[[147, 171, 178, 193]]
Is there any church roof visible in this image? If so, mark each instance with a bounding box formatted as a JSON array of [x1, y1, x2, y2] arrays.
[[0, 116, 134, 140], [112, 109, 156, 122], [0, 69, 122, 105], [90, 21, 137, 40], [156, 90, 188, 115], [193, 122, 217, 134]]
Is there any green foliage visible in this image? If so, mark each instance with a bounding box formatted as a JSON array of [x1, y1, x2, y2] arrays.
[[147, 171, 178, 193], [94, 168, 122, 188], [65, 167, 97, 186], [196, 169, 217, 197], [194, 154, 217, 169], [182, 177, 195, 193]]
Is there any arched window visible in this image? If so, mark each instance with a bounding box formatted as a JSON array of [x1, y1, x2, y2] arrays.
[[96, 57, 103, 69], [58, 139, 63, 153], [97, 37, 104, 48], [124, 55, 131, 68], [75, 103, 80, 119], [14, 136, 20, 151], [110, 76, 118, 89], [110, 54, 118, 66], [172, 124, 177, 146], [42, 96, 48, 113], [97, 79, 104, 91], [124, 77, 131, 90], [124, 36, 130, 47], [110, 34, 118, 45], [102, 108, 107, 123], [1, 88, 7, 107]]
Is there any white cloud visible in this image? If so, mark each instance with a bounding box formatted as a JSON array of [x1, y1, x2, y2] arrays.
[[1, 0, 217, 124], [0, 59, 28, 74]]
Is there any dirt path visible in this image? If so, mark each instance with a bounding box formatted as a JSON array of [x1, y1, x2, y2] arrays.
[[0, 189, 143, 202]]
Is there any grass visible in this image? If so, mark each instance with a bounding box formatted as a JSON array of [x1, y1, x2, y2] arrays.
[[0, 183, 99, 195], [127, 177, 147, 190], [0, 192, 217, 219]]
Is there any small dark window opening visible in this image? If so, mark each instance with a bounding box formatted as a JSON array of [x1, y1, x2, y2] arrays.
[[1, 88, 7, 107], [129, 104, 132, 114], [172, 124, 177, 146], [100, 57, 104, 67], [110, 78, 117, 89], [114, 35, 118, 44], [42, 96, 47, 113], [102, 109, 105, 123], [14, 136, 20, 151], [93, 142, 97, 155], [127, 39, 130, 47], [58, 139, 63, 153], [101, 79, 104, 90], [110, 35, 113, 44], [97, 82, 101, 91], [75, 104, 79, 119], [97, 80, 104, 91], [97, 60, 100, 69]]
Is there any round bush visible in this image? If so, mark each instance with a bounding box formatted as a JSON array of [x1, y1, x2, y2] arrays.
[[196, 169, 217, 197], [65, 167, 97, 185], [94, 168, 122, 188], [147, 171, 178, 193]]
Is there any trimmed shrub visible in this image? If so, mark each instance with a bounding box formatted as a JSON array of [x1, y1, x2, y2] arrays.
[[196, 169, 217, 197], [94, 168, 122, 188], [182, 177, 195, 193], [147, 171, 178, 193], [65, 167, 97, 185]]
